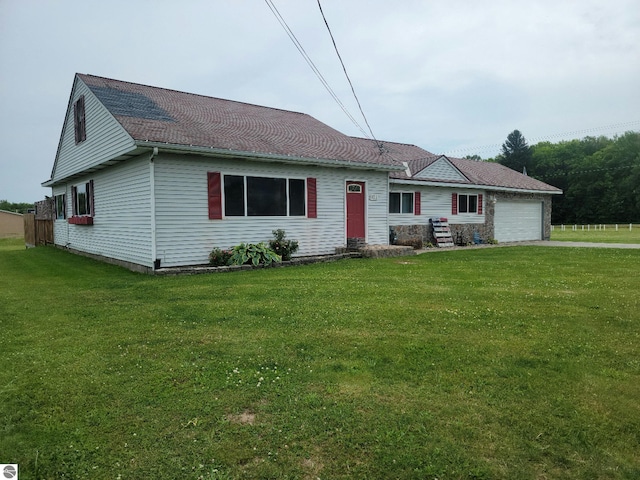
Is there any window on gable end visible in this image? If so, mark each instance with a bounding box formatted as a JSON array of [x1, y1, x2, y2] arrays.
[[74, 95, 86, 144]]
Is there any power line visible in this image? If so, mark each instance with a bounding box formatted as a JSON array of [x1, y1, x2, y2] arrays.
[[535, 163, 638, 180], [315, 0, 383, 152], [263, 0, 370, 139]]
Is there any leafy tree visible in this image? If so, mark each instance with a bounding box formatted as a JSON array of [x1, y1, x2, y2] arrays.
[[527, 132, 639, 224], [0, 200, 34, 214], [498, 129, 533, 174]]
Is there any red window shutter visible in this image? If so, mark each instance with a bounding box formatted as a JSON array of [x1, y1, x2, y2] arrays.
[[207, 172, 222, 219], [477, 194, 483, 215], [414, 191, 421, 215], [88, 180, 95, 216], [452, 193, 458, 215], [307, 177, 317, 218], [71, 186, 77, 216]]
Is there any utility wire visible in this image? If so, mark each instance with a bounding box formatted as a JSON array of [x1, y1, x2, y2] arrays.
[[316, 0, 384, 153], [263, 0, 370, 139]]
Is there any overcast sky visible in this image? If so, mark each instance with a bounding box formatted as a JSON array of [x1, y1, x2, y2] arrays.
[[1, 0, 639, 202]]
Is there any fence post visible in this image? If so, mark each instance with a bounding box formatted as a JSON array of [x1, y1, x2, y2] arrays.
[[616, 224, 619, 231]]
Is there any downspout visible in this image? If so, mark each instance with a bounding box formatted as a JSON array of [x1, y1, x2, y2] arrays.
[[149, 147, 159, 269]]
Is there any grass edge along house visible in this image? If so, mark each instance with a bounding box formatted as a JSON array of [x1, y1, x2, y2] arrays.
[[42, 74, 561, 272]]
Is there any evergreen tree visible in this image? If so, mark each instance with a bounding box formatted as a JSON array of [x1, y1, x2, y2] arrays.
[[499, 129, 533, 174]]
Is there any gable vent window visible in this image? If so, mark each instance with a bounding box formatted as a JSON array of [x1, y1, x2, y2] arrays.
[[74, 95, 86, 144]]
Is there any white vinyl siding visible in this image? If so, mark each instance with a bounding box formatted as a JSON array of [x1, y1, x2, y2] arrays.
[[51, 77, 136, 182], [154, 154, 390, 267], [52, 155, 153, 267], [415, 157, 467, 182], [494, 199, 543, 242], [389, 186, 485, 226]]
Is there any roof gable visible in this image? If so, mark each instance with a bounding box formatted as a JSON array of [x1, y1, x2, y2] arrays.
[[392, 156, 561, 193], [45, 75, 136, 185], [414, 155, 469, 183]]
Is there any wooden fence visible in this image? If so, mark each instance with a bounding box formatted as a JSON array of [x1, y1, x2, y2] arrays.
[[24, 214, 53, 247]]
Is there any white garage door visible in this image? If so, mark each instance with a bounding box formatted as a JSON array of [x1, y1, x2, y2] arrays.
[[494, 200, 543, 242]]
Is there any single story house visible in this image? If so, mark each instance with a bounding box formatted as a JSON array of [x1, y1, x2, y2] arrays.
[[389, 154, 561, 245], [43, 74, 561, 272]]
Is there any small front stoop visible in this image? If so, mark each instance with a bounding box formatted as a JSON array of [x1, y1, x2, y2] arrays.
[[430, 217, 454, 247]]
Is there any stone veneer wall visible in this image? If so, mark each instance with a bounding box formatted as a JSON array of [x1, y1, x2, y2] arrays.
[[391, 192, 553, 245]]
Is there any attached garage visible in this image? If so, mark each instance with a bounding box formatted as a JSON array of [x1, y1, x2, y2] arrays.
[[494, 199, 543, 242]]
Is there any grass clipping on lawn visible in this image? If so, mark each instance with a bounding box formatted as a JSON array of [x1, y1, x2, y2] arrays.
[[0, 238, 639, 479]]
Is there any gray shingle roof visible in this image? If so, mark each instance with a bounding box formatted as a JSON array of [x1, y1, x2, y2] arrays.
[[78, 74, 403, 169], [78, 74, 560, 193], [391, 155, 561, 193]]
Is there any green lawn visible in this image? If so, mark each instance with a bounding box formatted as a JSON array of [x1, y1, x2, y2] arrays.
[[1, 238, 639, 479], [551, 225, 640, 243]]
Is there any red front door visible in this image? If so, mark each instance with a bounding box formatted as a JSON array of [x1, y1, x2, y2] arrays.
[[346, 181, 366, 239]]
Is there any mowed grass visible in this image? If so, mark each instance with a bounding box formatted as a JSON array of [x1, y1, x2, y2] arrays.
[[552, 225, 640, 243], [1, 238, 639, 479]]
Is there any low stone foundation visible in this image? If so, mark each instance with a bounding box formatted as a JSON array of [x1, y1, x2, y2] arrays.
[[391, 223, 492, 247], [359, 245, 415, 258]]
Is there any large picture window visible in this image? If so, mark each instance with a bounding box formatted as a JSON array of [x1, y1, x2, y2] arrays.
[[389, 192, 414, 214], [223, 175, 306, 217]]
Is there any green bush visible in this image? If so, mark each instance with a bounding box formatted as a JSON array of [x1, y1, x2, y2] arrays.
[[268, 229, 299, 261], [229, 242, 281, 266], [209, 248, 232, 266]]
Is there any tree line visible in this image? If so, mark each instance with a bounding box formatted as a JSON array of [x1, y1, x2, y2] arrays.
[[0, 200, 34, 214], [489, 130, 640, 224]]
